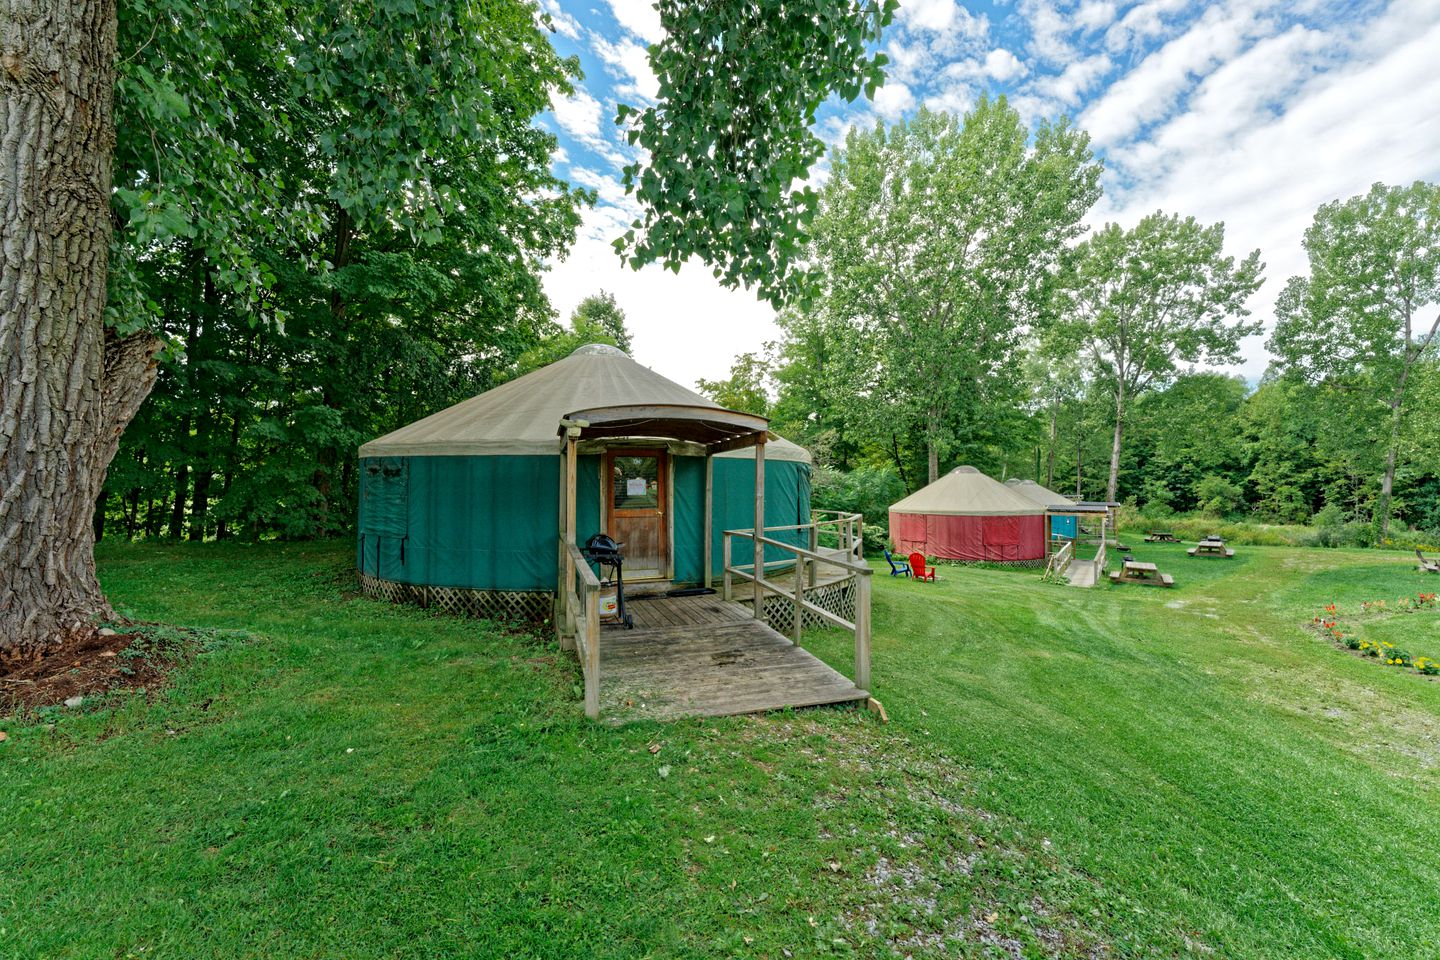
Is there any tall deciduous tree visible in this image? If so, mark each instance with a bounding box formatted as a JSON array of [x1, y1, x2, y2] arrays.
[[1, 0, 160, 645], [571, 291, 632, 353], [1269, 181, 1440, 538], [1052, 212, 1264, 502], [696, 353, 771, 416], [2, 0, 587, 647], [616, 0, 897, 306], [814, 100, 1102, 483], [514, 292, 637, 376]]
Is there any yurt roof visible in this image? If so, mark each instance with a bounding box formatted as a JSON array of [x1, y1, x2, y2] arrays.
[[359, 344, 810, 462], [1004, 478, 1077, 510], [890, 466, 1045, 517]]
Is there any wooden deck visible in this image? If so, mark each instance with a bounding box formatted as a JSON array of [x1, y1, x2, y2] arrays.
[[598, 592, 869, 723]]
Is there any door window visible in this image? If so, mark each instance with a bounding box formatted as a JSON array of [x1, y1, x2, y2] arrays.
[[611, 455, 660, 510]]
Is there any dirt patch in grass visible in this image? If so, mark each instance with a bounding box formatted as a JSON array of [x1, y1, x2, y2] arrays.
[[0, 625, 194, 716]]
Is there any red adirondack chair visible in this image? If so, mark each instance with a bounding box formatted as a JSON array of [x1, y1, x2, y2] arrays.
[[909, 552, 937, 582]]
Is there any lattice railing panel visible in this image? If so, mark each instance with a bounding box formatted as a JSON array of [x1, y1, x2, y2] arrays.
[[760, 577, 857, 632], [359, 574, 552, 625]]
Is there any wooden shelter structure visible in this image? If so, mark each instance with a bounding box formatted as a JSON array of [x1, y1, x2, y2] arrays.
[[889, 467, 1046, 564], [1006, 479, 1079, 542], [556, 404, 873, 721], [360, 345, 874, 722]]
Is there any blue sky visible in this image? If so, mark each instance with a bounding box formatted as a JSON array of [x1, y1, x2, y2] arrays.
[[537, 0, 1440, 390]]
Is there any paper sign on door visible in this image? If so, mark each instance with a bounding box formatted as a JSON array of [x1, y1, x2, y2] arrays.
[[626, 478, 647, 496]]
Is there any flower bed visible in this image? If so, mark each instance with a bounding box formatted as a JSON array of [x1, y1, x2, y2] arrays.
[[1309, 594, 1438, 677]]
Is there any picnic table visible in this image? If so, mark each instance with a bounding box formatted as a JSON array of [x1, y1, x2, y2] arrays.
[[1145, 531, 1179, 543], [1188, 537, 1235, 559], [1109, 559, 1174, 587]]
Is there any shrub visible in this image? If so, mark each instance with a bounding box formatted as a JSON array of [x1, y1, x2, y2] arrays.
[[1195, 475, 1246, 516], [812, 464, 905, 528]]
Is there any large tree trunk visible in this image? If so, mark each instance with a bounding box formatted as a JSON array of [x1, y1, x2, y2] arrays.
[[0, 0, 161, 647], [1375, 394, 1405, 540], [1045, 397, 1059, 490], [1106, 387, 1126, 503]]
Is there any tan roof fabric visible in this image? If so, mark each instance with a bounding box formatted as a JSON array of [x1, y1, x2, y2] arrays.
[[890, 466, 1045, 517], [359, 344, 810, 462], [1005, 479, 1077, 510]]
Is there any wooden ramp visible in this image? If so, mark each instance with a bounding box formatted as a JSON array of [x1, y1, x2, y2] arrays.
[[598, 593, 869, 723], [1066, 560, 1098, 588]]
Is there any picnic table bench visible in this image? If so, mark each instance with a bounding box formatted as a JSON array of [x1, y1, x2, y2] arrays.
[[1188, 537, 1234, 559], [1109, 560, 1174, 587], [1145, 531, 1179, 543], [1419, 549, 1439, 574]]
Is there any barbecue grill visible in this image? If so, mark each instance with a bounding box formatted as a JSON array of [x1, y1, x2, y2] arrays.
[[582, 533, 634, 629]]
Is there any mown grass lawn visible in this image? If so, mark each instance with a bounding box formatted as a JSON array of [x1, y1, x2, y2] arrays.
[[3, 538, 1438, 958]]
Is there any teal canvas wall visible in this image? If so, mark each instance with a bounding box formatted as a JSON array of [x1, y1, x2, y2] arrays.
[[358, 453, 810, 592]]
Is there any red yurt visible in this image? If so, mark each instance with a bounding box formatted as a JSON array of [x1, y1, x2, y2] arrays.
[[889, 466, 1047, 563]]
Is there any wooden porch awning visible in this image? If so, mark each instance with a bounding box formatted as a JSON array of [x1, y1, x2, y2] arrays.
[[558, 403, 770, 453]]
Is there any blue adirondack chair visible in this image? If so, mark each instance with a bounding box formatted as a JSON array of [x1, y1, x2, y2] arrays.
[[884, 549, 911, 577]]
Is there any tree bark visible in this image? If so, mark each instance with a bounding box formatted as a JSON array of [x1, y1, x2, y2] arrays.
[[1375, 390, 1407, 540], [1045, 397, 1059, 490], [0, 0, 161, 647], [889, 433, 909, 491], [1107, 384, 1126, 503], [168, 450, 189, 538]]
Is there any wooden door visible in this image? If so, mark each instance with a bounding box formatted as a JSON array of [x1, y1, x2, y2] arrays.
[[605, 449, 668, 579]]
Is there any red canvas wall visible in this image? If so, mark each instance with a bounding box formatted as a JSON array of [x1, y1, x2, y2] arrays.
[[889, 511, 1045, 562]]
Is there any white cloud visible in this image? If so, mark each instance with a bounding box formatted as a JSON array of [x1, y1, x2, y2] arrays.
[[924, 83, 976, 117], [1033, 53, 1113, 107], [984, 48, 1028, 82], [604, 0, 664, 44], [550, 88, 604, 143], [1104, 0, 1194, 53], [873, 82, 916, 120], [592, 34, 660, 102], [537, 0, 581, 39], [1018, 0, 1076, 64], [1080, 5, 1270, 147], [1075, 1, 1117, 32], [1094, 1, 1440, 379], [899, 0, 960, 33]]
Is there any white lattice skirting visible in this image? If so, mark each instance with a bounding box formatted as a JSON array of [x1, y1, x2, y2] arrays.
[[359, 573, 553, 624], [361, 573, 859, 632], [760, 577, 858, 632]]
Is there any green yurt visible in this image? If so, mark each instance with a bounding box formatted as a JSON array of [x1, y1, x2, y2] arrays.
[[356, 344, 812, 620]]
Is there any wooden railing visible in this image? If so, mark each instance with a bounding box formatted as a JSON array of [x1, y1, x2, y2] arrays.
[[810, 509, 865, 565], [562, 541, 602, 718], [751, 510, 864, 588], [1044, 539, 1074, 582], [722, 521, 872, 692], [1093, 541, 1107, 580]]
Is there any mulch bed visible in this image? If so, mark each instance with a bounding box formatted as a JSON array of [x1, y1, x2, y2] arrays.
[[0, 627, 175, 715]]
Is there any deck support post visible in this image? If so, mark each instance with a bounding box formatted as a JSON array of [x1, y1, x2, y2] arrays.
[[723, 533, 732, 601], [584, 580, 600, 718], [557, 444, 569, 648], [855, 572, 872, 691], [792, 559, 804, 645], [807, 521, 818, 588], [704, 454, 713, 588], [753, 434, 766, 621]]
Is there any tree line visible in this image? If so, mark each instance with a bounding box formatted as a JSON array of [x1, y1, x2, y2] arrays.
[[696, 104, 1439, 543]]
